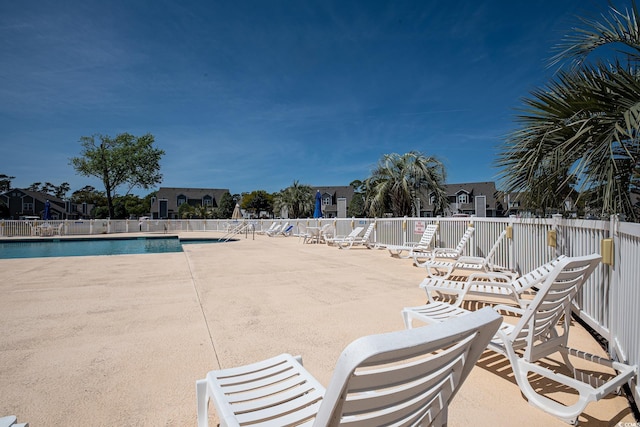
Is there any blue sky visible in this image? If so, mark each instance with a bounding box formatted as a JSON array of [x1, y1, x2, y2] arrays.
[[0, 0, 606, 196]]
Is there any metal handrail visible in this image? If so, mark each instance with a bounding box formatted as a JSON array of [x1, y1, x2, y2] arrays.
[[221, 222, 254, 241]]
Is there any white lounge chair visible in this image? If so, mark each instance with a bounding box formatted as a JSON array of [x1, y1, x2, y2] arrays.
[[318, 223, 335, 243], [0, 415, 28, 427], [325, 226, 364, 246], [266, 222, 287, 237], [256, 223, 277, 235], [383, 224, 438, 258], [420, 255, 566, 308], [280, 224, 294, 236], [196, 307, 502, 427], [402, 254, 637, 425], [423, 229, 512, 279], [413, 226, 474, 267], [336, 222, 375, 249]]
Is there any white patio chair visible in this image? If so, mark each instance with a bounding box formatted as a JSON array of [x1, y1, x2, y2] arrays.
[[420, 255, 565, 308], [413, 226, 474, 267], [423, 229, 512, 279], [336, 222, 375, 249], [402, 254, 637, 425], [383, 224, 438, 259], [196, 307, 502, 427], [54, 223, 64, 236]]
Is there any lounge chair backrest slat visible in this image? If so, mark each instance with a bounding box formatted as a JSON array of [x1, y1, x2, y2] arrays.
[[313, 308, 502, 427], [454, 227, 474, 254], [361, 223, 374, 240], [505, 254, 601, 361], [483, 229, 506, 266], [417, 224, 438, 247], [349, 227, 364, 238], [511, 255, 567, 293]]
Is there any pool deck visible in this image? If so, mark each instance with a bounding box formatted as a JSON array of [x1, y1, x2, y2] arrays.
[[0, 232, 636, 426]]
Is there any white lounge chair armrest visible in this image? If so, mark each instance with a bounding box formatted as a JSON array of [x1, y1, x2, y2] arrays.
[[455, 255, 485, 264], [466, 271, 514, 282], [432, 248, 459, 258], [492, 304, 526, 316]]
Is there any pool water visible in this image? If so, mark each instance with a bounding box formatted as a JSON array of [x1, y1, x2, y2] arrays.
[[0, 237, 225, 259]]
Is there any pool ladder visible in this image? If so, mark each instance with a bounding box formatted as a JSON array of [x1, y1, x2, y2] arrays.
[[222, 223, 255, 241]]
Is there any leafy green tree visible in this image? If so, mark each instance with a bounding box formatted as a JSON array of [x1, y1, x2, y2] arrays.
[[27, 181, 71, 199], [241, 190, 273, 217], [109, 194, 148, 219], [0, 174, 15, 192], [348, 193, 366, 217], [498, 2, 640, 221], [273, 181, 313, 218], [193, 204, 213, 219], [70, 185, 107, 218], [178, 202, 195, 219], [364, 152, 448, 217], [70, 133, 165, 218], [27, 182, 41, 192], [54, 182, 71, 199], [93, 206, 110, 219], [70, 186, 106, 205], [218, 191, 236, 218], [348, 179, 366, 217], [0, 201, 8, 218]]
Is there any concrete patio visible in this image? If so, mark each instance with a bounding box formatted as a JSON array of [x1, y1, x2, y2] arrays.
[[0, 232, 636, 426]]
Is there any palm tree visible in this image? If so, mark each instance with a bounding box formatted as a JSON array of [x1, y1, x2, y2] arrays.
[[193, 204, 213, 219], [365, 151, 448, 217], [498, 2, 640, 221], [273, 181, 314, 218]]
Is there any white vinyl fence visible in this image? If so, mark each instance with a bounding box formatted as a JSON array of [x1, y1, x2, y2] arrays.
[[1, 214, 638, 405]]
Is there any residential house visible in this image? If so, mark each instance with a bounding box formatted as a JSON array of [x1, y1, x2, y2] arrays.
[[151, 187, 229, 219], [312, 186, 355, 218], [421, 182, 503, 217], [0, 189, 92, 219]]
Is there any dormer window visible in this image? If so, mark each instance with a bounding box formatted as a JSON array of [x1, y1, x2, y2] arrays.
[[177, 195, 187, 206], [322, 195, 331, 205], [458, 193, 468, 204]]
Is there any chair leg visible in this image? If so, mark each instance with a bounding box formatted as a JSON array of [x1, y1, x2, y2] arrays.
[[402, 310, 414, 329], [432, 406, 448, 427], [196, 379, 209, 427]]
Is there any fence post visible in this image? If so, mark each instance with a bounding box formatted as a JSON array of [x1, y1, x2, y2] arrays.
[[468, 217, 475, 257], [508, 215, 516, 272], [550, 214, 563, 257], [608, 214, 619, 357]]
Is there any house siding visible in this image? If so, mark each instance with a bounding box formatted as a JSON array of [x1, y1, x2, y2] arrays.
[[151, 187, 230, 219]]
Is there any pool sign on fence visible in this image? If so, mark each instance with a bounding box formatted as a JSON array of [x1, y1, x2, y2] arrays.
[[414, 221, 425, 234]]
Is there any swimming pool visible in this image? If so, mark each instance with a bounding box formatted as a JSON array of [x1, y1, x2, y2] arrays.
[[0, 236, 229, 259]]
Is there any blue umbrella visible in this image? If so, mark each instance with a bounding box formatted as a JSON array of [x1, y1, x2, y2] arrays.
[[44, 200, 51, 220], [313, 191, 322, 218]]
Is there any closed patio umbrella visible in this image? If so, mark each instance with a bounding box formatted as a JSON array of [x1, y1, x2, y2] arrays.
[[43, 200, 51, 220], [313, 191, 322, 218], [232, 203, 242, 220]]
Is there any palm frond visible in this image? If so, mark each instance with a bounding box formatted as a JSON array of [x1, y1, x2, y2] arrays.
[[550, 1, 640, 69]]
